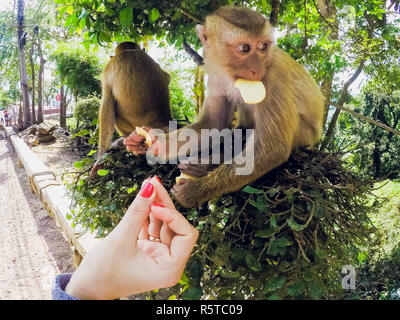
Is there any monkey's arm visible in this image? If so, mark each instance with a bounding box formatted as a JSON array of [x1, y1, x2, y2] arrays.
[[154, 95, 233, 161]]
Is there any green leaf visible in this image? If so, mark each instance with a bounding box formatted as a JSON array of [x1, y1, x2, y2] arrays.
[[287, 218, 307, 231], [266, 187, 278, 197], [287, 281, 305, 297], [255, 227, 278, 238], [119, 7, 133, 27], [149, 8, 160, 23], [181, 286, 203, 300], [88, 150, 97, 156], [245, 253, 263, 272], [263, 276, 287, 294], [127, 187, 136, 194], [220, 268, 241, 279], [242, 186, 263, 194], [74, 161, 83, 169], [97, 169, 109, 176], [80, 129, 89, 135]]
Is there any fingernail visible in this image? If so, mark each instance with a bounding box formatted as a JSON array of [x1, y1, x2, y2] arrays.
[[140, 182, 154, 198], [154, 175, 162, 185], [152, 203, 165, 208]]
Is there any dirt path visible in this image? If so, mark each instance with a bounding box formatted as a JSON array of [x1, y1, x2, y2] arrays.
[[0, 132, 75, 300]]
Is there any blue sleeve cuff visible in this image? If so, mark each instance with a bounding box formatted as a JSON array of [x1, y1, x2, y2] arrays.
[[52, 273, 80, 300]]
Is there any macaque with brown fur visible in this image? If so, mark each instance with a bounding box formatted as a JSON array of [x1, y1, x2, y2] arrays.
[[125, 6, 325, 208], [91, 41, 172, 175]]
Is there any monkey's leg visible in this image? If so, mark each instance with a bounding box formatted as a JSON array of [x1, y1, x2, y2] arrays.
[[91, 86, 116, 177], [172, 135, 291, 208]]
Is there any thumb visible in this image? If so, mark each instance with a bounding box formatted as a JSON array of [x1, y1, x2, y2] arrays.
[[122, 181, 156, 244]]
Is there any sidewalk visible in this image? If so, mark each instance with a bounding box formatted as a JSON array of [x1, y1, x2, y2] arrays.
[[0, 133, 74, 299]]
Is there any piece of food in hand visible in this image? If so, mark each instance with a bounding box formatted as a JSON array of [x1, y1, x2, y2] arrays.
[[135, 126, 152, 147], [234, 79, 266, 104], [175, 173, 196, 184]]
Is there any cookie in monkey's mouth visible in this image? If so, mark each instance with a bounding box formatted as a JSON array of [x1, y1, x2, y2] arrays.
[[234, 79, 266, 104]]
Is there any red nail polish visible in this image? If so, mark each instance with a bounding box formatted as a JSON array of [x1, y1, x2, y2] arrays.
[[154, 175, 162, 185], [140, 182, 154, 198], [152, 203, 165, 208]]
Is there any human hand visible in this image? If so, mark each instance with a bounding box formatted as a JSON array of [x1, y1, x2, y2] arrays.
[[65, 176, 199, 299]]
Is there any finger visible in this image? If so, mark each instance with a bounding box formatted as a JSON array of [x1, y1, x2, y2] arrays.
[[160, 222, 175, 246], [138, 216, 150, 239], [121, 181, 156, 245], [150, 205, 199, 261], [151, 176, 175, 209], [148, 212, 162, 240]]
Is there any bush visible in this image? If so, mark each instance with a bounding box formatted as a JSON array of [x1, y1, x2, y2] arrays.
[[74, 96, 101, 129], [66, 147, 378, 300]]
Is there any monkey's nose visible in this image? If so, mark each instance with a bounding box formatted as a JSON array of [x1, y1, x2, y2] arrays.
[[247, 70, 262, 81]]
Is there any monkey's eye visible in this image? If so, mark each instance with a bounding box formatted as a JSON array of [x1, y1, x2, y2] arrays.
[[258, 42, 269, 51], [237, 43, 251, 53]]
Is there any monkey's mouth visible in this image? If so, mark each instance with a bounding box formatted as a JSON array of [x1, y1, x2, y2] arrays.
[[234, 79, 266, 104]]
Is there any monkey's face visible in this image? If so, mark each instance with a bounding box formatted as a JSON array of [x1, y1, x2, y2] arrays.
[[197, 21, 273, 85], [223, 36, 271, 81]]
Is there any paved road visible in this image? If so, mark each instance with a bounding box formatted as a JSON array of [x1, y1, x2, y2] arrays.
[[0, 132, 74, 299]]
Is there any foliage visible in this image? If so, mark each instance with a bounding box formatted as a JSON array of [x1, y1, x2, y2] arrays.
[[74, 95, 101, 128], [0, 89, 13, 108], [337, 89, 400, 179], [169, 72, 196, 122], [0, 11, 18, 86], [344, 181, 400, 300], [54, 0, 233, 47], [66, 148, 377, 299], [51, 43, 102, 98]]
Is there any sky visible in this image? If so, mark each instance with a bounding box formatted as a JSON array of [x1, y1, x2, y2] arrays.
[[0, 0, 14, 12]]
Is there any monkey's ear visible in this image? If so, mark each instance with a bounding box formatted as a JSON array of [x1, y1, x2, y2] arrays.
[[196, 24, 208, 46]]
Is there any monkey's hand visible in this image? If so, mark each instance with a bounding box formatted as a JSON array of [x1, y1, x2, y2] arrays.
[[124, 126, 156, 155], [178, 157, 218, 178], [90, 160, 103, 178], [171, 177, 204, 208]]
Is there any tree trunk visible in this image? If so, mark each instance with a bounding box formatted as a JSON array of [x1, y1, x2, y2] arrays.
[[18, 94, 23, 128], [36, 31, 46, 124], [29, 43, 36, 124], [17, 0, 31, 129], [269, 0, 281, 27], [60, 84, 67, 129], [315, 0, 339, 128]]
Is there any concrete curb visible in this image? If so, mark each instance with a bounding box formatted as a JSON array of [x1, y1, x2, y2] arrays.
[[5, 126, 99, 265]]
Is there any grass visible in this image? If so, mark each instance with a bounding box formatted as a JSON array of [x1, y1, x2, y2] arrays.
[[370, 181, 400, 252]]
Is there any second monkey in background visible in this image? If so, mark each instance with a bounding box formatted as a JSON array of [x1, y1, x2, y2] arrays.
[[92, 42, 172, 175]]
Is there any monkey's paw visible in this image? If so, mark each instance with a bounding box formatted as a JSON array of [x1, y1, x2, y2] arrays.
[[171, 177, 206, 208]]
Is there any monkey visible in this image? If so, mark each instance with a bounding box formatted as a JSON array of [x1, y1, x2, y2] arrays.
[[124, 6, 325, 208], [91, 41, 173, 176]]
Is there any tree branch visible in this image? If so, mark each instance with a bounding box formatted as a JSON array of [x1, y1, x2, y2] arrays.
[[269, 0, 281, 27], [180, 8, 204, 24], [332, 103, 400, 137], [320, 57, 367, 150], [182, 39, 204, 66]]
